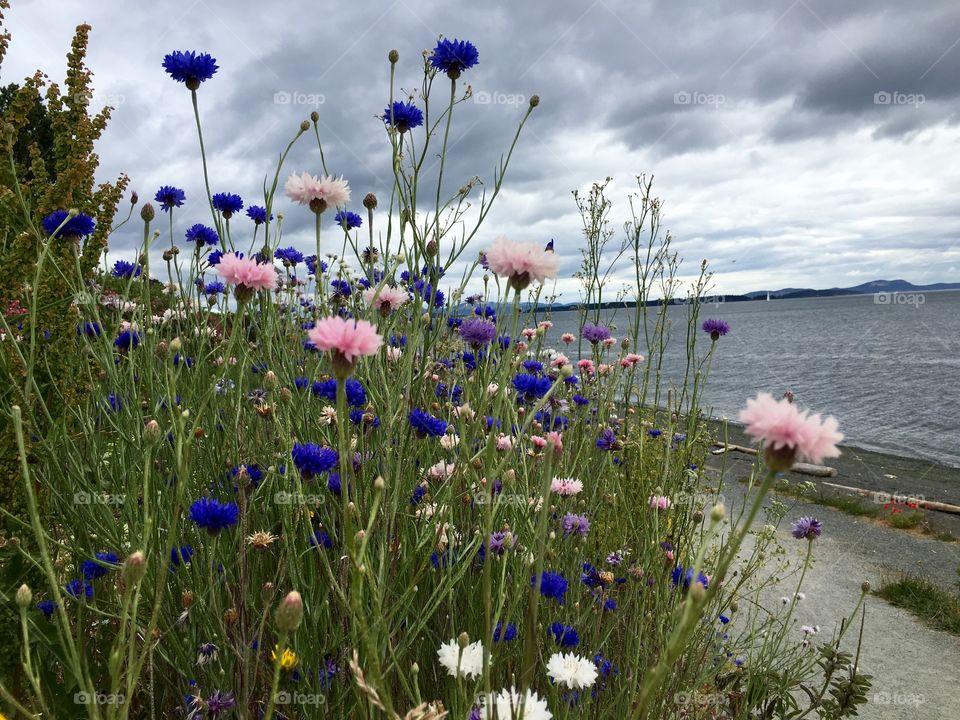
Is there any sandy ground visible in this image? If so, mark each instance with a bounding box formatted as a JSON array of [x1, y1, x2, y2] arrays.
[[708, 445, 960, 720]]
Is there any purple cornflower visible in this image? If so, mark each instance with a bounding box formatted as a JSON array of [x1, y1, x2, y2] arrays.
[[206, 690, 236, 717], [791, 516, 823, 540], [596, 428, 620, 451], [189, 498, 239, 534], [581, 323, 611, 344], [702, 318, 730, 341], [561, 513, 590, 537], [488, 530, 511, 555], [532, 571, 568, 602], [162, 51, 218, 89], [458, 317, 497, 349]]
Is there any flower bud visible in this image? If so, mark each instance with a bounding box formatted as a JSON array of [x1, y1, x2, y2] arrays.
[[224, 608, 239, 626], [425, 239, 438, 257], [861, 581, 871, 593], [15, 584, 32, 609], [276, 590, 304, 633], [310, 111, 319, 122], [458, 631, 470, 648], [300, 120, 310, 132], [374, 476, 386, 491], [144, 419, 161, 443], [389, 49, 399, 64], [529, 94, 540, 108], [710, 503, 726, 522], [123, 551, 147, 584], [363, 192, 378, 210], [169, 336, 182, 353], [182, 590, 194, 608], [140, 203, 155, 222], [264, 370, 278, 390]]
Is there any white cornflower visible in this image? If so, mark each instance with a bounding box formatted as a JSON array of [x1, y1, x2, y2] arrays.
[[480, 687, 552, 719], [437, 638, 484, 679], [546, 652, 598, 689]]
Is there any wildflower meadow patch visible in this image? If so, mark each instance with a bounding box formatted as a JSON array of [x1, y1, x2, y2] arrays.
[[0, 14, 872, 720]]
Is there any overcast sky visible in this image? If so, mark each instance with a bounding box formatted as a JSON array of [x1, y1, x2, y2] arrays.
[[4, 0, 960, 300]]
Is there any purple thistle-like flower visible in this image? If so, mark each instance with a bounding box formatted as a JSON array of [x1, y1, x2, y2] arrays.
[[458, 317, 498, 349], [206, 690, 236, 717], [791, 516, 823, 540], [561, 513, 590, 537], [702, 318, 730, 341], [581, 323, 611, 344], [488, 530, 511, 555]]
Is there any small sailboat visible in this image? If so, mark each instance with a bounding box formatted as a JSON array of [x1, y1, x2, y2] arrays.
[[766, 291, 771, 302]]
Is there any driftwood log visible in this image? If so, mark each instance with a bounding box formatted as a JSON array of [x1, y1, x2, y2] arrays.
[[711, 442, 838, 477]]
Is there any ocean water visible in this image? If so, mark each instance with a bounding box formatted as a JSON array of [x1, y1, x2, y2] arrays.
[[539, 290, 960, 468]]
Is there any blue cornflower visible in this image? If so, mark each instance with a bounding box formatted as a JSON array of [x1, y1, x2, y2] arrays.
[[409, 408, 447, 437], [41, 210, 96, 237], [36, 600, 56, 617], [246, 205, 271, 224], [189, 498, 239, 534], [170, 545, 194, 567], [430, 38, 479, 78], [154, 185, 186, 211], [105, 393, 122, 412], [512, 373, 552, 403], [545, 239, 555, 252], [65, 579, 93, 599], [310, 529, 333, 549], [185, 223, 219, 246], [494, 622, 517, 643], [334, 210, 362, 230], [596, 429, 620, 451], [212, 192, 243, 216], [311, 378, 367, 407], [306, 255, 327, 275], [111, 260, 141, 278], [327, 473, 343, 496], [77, 321, 101, 337], [533, 571, 568, 602], [208, 250, 224, 265], [383, 101, 424, 133], [410, 485, 428, 506], [522, 359, 544, 374], [647, 429, 663, 438], [114, 330, 140, 351], [572, 394, 590, 406], [162, 50, 218, 88], [291, 443, 339, 477], [549, 622, 579, 647], [719, 614, 730, 624], [671, 565, 709, 590], [81, 552, 120, 580], [330, 279, 352, 298], [274, 246, 304, 266], [205, 281, 226, 295]]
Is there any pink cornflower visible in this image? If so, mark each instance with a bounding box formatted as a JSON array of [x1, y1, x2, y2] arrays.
[[551, 477, 583, 496], [307, 317, 382, 377], [602, 337, 617, 348], [621, 353, 644, 368], [561, 332, 575, 344], [484, 236, 560, 291], [551, 354, 570, 368], [598, 363, 612, 376], [215, 253, 278, 295], [577, 359, 595, 376], [529, 435, 547, 452], [546, 431, 563, 455], [538, 320, 554, 330], [284, 172, 350, 211], [515, 341, 529, 353], [496, 434, 513, 451], [428, 461, 456, 481], [739, 392, 843, 469], [521, 328, 537, 339], [648, 495, 671, 511], [363, 285, 409, 314]]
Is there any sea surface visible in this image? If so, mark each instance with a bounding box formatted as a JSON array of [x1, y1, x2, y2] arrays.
[[540, 290, 960, 469]]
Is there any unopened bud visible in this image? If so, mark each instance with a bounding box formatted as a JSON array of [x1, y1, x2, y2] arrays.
[[861, 581, 871, 593], [425, 239, 438, 257], [169, 337, 182, 353], [299, 120, 310, 132], [140, 203, 155, 222], [144, 420, 161, 443], [388, 49, 399, 64], [710, 503, 726, 522], [264, 370, 278, 390], [374, 476, 386, 491], [559, 363, 574, 378], [276, 590, 304, 633], [458, 631, 470, 648], [529, 94, 540, 108], [182, 590, 194, 608], [15, 584, 32, 609], [123, 551, 147, 584], [363, 192, 378, 210], [310, 111, 319, 122]]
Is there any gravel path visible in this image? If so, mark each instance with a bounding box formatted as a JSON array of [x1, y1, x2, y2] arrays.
[[707, 453, 960, 720]]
